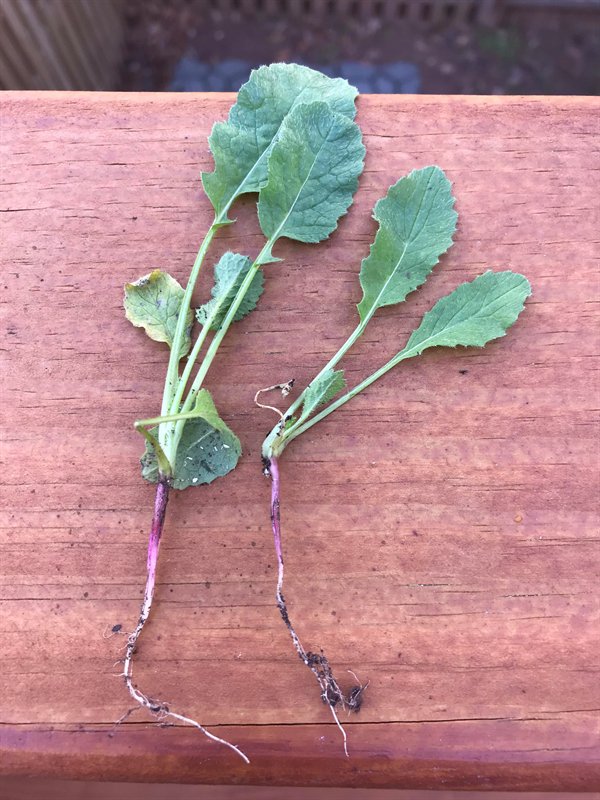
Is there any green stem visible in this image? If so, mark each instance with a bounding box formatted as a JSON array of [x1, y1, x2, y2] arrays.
[[167, 236, 277, 464], [136, 407, 222, 476], [158, 220, 219, 449], [136, 410, 216, 428], [134, 424, 172, 478], [281, 295, 388, 428], [281, 345, 418, 447], [263, 307, 378, 458], [169, 314, 216, 418], [287, 318, 367, 420]]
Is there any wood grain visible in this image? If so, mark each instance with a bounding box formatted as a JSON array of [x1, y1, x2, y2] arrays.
[[0, 782, 590, 800], [0, 92, 598, 790]]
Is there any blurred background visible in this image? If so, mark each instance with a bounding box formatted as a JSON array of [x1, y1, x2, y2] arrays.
[[0, 0, 599, 95]]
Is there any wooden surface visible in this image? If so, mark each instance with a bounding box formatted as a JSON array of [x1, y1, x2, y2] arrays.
[[0, 782, 592, 800], [0, 92, 599, 791]]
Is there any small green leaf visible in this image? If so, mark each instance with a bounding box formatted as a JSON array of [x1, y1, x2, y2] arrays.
[[403, 271, 531, 356], [196, 252, 264, 331], [283, 415, 298, 431], [124, 270, 193, 359], [357, 166, 457, 323], [202, 63, 358, 220], [258, 101, 365, 254], [141, 389, 241, 489], [300, 369, 346, 422]]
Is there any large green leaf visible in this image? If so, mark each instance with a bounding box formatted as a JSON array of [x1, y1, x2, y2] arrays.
[[124, 270, 193, 359], [202, 63, 358, 220], [196, 252, 264, 331], [300, 369, 346, 423], [402, 271, 531, 357], [357, 166, 457, 323], [141, 389, 241, 489], [257, 101, 365, 256]]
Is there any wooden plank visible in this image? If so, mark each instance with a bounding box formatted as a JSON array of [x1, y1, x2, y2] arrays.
[[0, 780, 589, 800], [0, 782, 595, 800], [0, 92, 599, 790]]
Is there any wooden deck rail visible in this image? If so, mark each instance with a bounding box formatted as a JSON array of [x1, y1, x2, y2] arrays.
[[0, 92, 598, 791]]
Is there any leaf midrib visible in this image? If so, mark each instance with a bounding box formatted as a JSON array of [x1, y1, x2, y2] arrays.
[[360, 169, 437, 321], [266, 112, 338, 245], [404, 279, 526, 355], [223, 74, 335, 217]]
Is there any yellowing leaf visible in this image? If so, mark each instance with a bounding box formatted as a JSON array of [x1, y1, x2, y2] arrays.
[[124, 270, 193, 359]]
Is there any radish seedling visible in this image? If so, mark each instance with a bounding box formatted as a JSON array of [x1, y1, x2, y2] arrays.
[[260, 166, 531, 754], [121, 64, 365, 761]]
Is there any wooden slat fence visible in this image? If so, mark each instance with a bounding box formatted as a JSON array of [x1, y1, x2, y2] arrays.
[[1, 0, 598, 91], [0, 0, 124, 90]]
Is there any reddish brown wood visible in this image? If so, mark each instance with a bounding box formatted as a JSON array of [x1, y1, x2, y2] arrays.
[[0, 782, 590, 800], [0, 92, 598, 790]]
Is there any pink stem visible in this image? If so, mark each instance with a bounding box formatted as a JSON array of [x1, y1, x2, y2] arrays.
[[123, 475, 170, 710], [269, 456, 306, 658], [268, 455, 351, 754], [119, 475, 250, 762], [145, 476, 170, 604], [269, 456, 284, 580]]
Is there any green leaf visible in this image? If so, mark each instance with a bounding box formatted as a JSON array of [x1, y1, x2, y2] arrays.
[[257, 101, 365, 256], [124, 270, 193, 359], [300, 369, 346, 422], [357, 166, 457, 323], [202, 63, 358, 220], [402, 271, 531, 357], [196, 252, 264, 331], [283, 415, 298, 432], [141, 389, 241, 489]]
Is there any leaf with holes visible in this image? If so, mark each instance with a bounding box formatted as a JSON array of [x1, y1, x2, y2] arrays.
[[196, 252, 264, 331], [141, 389, 241, 489], [124, 270, 193, 359]]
